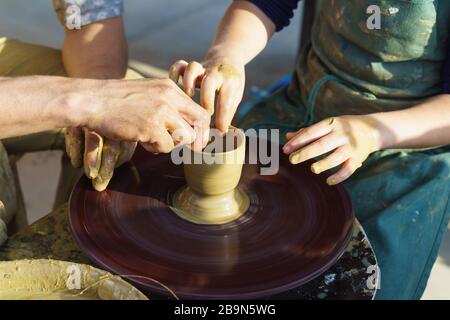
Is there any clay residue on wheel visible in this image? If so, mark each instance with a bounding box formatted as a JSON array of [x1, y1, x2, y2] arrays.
[[0, 259, 148, 300]]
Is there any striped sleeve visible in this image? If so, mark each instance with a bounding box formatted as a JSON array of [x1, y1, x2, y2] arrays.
[[248, 0, 301, 31]]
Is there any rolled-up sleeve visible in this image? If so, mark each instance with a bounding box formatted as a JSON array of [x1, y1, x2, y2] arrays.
[[248, 0, 301, 32], [53, 0, 124, 28]]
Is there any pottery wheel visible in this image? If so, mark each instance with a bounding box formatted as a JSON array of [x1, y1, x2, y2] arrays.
[[69, 139, 355, 299]]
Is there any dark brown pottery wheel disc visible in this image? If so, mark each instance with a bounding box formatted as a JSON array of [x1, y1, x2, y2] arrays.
[[69, 139, 354, 299]]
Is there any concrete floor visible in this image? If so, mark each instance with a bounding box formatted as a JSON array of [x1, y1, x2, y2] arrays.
[[0, 0, 449, 299]]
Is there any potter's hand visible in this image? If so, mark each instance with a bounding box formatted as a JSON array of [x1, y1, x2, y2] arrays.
[[84, 78, 211, 150], [283, 116, 382, 185], [61, 16, 136, 191], [71, 78, 210, 190], [65, 127, 136, 191], [169, 59, 245, 133]]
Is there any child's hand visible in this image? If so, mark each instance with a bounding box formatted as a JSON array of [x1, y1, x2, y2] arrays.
[[169, 59, 245, 133], [283, 116, 383, 185]]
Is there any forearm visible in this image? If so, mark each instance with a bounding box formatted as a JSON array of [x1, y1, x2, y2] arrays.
[[62, 17, 128, 79], [204, 1, 275, 65], [370, 94, 450, 149], [0, 76, 93, 139]]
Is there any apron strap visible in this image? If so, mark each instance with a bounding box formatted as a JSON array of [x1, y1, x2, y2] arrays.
[[304, 74, 377, 126], [252, 74, 377, 131], [305, 75, 343, 125]]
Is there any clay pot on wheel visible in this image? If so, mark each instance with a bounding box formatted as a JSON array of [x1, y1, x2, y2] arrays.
[[172, 128, 249, 224]]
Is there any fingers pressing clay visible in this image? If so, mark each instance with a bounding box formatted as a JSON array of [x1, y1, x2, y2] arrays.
[[64, 127, 84, 168], [183, 61, 205, 97], [176, 97, 210, 128], [193, 121, 210, 150], [200, 74, 221, 116], [169, 60, 188, 84], [216, 81, 240, 133], [93, 139, 121, 192], [83, 128, 103, 179], [174, 98, 210, 149]]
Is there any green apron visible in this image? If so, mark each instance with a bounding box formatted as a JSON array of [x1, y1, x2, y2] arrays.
[[238, 0, 450, 299]]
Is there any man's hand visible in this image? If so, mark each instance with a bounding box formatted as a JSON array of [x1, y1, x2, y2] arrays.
[[283, 116, 383, 185], [169, 58, 245, 133], [0, 76, 210, 185], [62, 16, 134, 191], [72, 77, 210, 157]]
